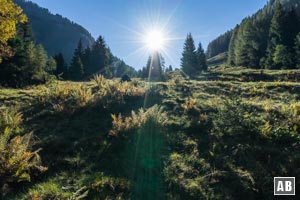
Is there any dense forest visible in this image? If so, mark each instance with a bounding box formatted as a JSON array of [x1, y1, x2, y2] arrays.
[[206, 30, 232, 59], [207, 0, 300, 69]]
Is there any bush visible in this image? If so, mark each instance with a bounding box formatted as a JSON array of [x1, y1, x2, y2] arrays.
[[109, 105, 167, 136], [0, 108, 46, 195]]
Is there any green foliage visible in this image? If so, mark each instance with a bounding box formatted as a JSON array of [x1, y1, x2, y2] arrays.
[[69, 57, 84, 81], [14, 0, 94, 62], [29, 181, 73, 200], [0, 108, 46, 194], [181, 33, 198, 77], [53, 53, 66, 78], [295, 33, 300, 68], [110, 105, 167, 136], [206, 30, 232, 59], [39, 82, 93, 113], [2, 75, 300, 199], [0, 0, 27, 62], [273, 44, 293, 69], [196, 42, 207, 71], [0, 23, 53, 87], [139, 52, 165, 81], [224, 1, 300, 69]]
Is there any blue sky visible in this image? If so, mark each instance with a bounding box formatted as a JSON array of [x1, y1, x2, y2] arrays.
[[30, 0, 268, 69]]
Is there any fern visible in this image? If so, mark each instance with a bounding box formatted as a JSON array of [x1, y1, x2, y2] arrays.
[[109, 105, 167, 136]]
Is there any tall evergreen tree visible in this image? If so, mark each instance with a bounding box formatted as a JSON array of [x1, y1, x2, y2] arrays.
[[53, 53, 65, 77], [143, 53, 164, 81], [264, 3, 286, 69], [228, 26, 239, 66], [82, 46, 91, 75], [69, 57, 84, 81], [181, 33, 198, 77], [0, 22, 49, 87], [273, 44, 293, 69], [167, 65, 173, 72], [89, 36, 108, 74], [196, 42, 207, 71], [295, 33, 300, 68], [46, 57, 57, 74], [151, 52, 163, 81], [69, 39, 85, 80]]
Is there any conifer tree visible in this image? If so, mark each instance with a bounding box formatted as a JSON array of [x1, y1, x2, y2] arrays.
[[228, 26, 239, 66], [264, 3, 285, 69], [196, 42, 207, 71], [69, 57, 84, 81], [69, 39, 86, 80], [167, 65, 173, 72], [181, 33, 198, 77], [295, 33, 300, 68], [46, 57, 57, 74], [53, 53, 65, 77], [90, 36, 108, 74], [273, 45, 293, 69], [82, 46, 91, 75]]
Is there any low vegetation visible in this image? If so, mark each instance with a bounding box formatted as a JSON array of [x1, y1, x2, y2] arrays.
[[0, 69, 299, 199]]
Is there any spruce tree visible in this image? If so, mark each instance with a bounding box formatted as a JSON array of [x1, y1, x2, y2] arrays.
[[53, 53, 65, 77], [46, 58, 57, 74], [151, 52, 163, 81], [273, 45, 293, 69], [295, 33, 300, 68], [181, 33, 198, 77], [228, 26, 239, 66], [82, 46, 91, 76], [69, 57, 84, 81], [90, 36, 108, 74], [264, 3, 285, 69], [167, 65, 173, 72], [196, 42, 207, 71]]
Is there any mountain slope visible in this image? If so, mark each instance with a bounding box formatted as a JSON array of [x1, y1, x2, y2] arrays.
[[14, 0, 95, 62], [207, 0, 300, 68]]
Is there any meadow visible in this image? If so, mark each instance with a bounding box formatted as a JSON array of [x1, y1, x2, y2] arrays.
[[1, 69, 300, 199]]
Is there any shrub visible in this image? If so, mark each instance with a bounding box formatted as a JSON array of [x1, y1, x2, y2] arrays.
[[109, 105, 167, 136], [92, 75, 145, 103], [39, 82, 93, 113], [0, 108, 46, 195]]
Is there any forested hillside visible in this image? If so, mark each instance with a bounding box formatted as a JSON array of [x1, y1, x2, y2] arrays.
[[14, 0, 95, 62], [206, 31, 232, 59], [208, 0, 300, 69]]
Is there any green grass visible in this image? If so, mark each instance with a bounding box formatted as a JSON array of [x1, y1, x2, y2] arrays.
[[207, 52, 228, 68], [1, 74, 300, 199]]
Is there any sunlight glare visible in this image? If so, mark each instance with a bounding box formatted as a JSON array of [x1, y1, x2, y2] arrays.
[[145, 30, 165, 51]]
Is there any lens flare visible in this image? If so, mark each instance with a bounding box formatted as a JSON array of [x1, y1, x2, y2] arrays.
[[144, 30, 165, 51]]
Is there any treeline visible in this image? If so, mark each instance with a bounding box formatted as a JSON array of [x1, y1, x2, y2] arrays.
[[229, 2, 300, 69], [62, 37, 136, 81], [137, 53, 173, 81], [209, 0, 300, 69], [0, 0, 136, 87], [0, 20, 56, 87], [206, 30, 232, 59], [14, 0, 95, 62]]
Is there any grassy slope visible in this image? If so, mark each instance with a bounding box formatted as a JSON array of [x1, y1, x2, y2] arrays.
[[1, 71, 300, 199], [207, 52, 228, 68]]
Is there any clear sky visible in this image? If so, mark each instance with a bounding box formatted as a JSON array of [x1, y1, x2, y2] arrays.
[[29, 0, 268, 69]]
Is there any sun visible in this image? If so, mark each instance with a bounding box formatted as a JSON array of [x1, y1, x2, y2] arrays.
[[144, 30, 166, 51]]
